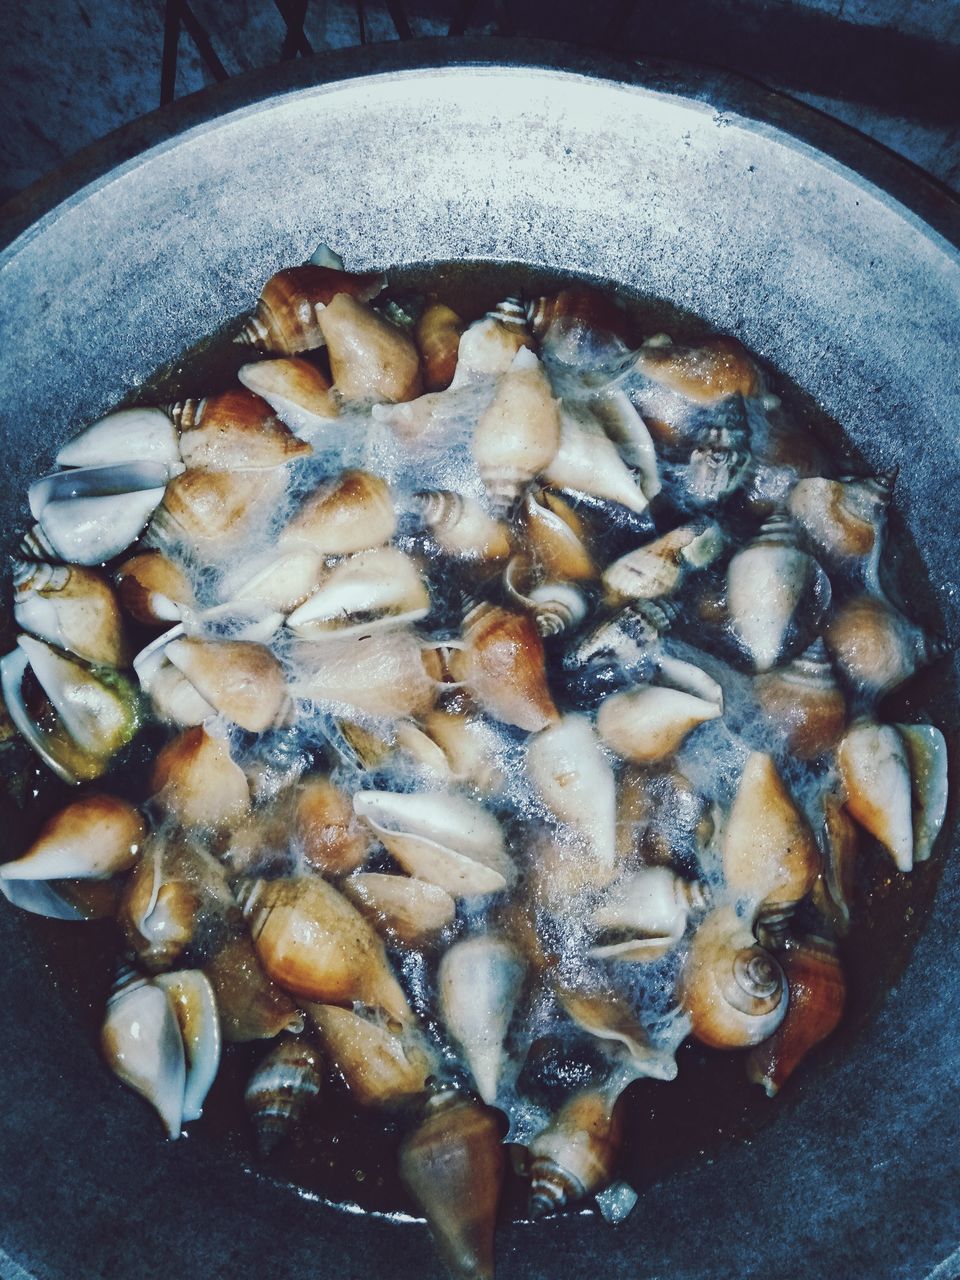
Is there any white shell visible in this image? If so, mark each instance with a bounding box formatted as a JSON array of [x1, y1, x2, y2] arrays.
[[353, 789, 515, 898], [56, 408, 181, 469], [286, 547, 430, 639], [102, 976, 186, 1139], [438, 935, 524, 1104], [526, 715, 616, 873], [837, 720, 915, 872], [727, 518, 815, 671], [898, 723, 948, 863], [591, 390, 661, 499], [588, 867, 705, 961], [544, 403, 648, 514], [29, 462, 176, 565], [155, 970, 221, 1122], [219, 546, 325, 613], [597, 683, 722, 763]]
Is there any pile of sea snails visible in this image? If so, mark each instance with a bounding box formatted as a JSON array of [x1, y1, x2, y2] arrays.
[[0, 244, 950, 1280]]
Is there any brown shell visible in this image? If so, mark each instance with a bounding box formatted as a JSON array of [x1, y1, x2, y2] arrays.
[[244, 1034, 323, 1155], [238, 356, 338, 423], [415, 303, 464, 391], [527, 1086, 624, 1215], [317, 294, 423, 403], [399, 1094, 504, 1280], [754, 646, 847, 759], [150, 725, 251, 829], [825, 594, 942, 696], [242, 875, 412, 1023], [204, 933, 304, 1042], [307, 1003, 437, 1108], [157, 468, 285, 547], [174, 388, 312, 470], [722, 752, 820, 919], [527, 286, 631, 347], [280, 468, 396, 555], [745, 936, 846, 1096], [242, 263, 386, 354], [459, 603, 560, 733], [296, 775, 370, 876], [637, 335, 761, 403], [1, 792, 145, 881], [164, 637, 289, 734], [115, 551, 194, 625], [341, 872, 455, 947]]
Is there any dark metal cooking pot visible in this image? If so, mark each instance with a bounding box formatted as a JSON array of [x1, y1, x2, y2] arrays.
[[1, 39, 958, 1280]]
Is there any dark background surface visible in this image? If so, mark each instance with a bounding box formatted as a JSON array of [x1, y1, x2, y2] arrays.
[[1, 0, 959, 205]]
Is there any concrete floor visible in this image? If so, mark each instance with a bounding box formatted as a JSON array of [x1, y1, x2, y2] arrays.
[[1, 0, 958, 203]]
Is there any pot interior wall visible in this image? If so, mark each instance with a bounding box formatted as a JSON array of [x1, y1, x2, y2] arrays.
[[0, 46, 958, 1280]]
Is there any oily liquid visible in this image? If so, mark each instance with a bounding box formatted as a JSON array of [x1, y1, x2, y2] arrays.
[[0, 261, 953, 1223]]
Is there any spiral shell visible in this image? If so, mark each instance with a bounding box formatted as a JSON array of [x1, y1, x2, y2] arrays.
[[544, 403, 648, 515], [745, 935, 845, 1096], [457, 602, 560, 733], [451, 304, 534, 386], [679, 906, 788, 1049], [413, 490, 511, 562], [115, 551, 194, 625], [149, 467, 286, 555], [240, 875, 412, 1023], [150, 725, 251, 829], [597, 682, 722, 764], [13, 559, 128, 667], [787, 471, 894, 577], [527, 1084, 624, 1217], [503, 555, 588, 637], [172, 389, 312, 470], [56, 406, 180, 469], [602, 523, 723, 601], [244, 1035, 323, 1155], [825, 593, 947, 697], [635, 334, 762, 405], [236, 262, 385, 353], [520, 488, 597, 581], [279, 468, 396, 555], [722, 752, 820, 923], [754, 639, 847, 759], [286, 547, 430, 640], [0, 792, 144, 882]]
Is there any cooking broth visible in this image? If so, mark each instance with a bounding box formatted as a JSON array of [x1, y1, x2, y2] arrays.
[[0, 259, 951, 1231]]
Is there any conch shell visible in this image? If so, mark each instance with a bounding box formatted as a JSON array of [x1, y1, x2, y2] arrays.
[[218, 546, 325, 615], [101, 970, 186, 1138], [722, 752, 820, 922], [727, 515, 824, 671], [149, 467, 285, 554], [543, 403, 648, 514], [317, 293, 422, 403], [527, 285, 631, 366], [0, 635, 141, 783], [471, 347, 560, 512], [588, 867, 707, 962], [118, 835, 237, 971], [503, 555, 588, 637], [150, 725, 251, 829], [240, 875, 412, 1023], [679, 905, 788, 1049], [402, 710, 507, 795], [279, 468, 396, 555], [596, 682, 722, 763], [244, 1034, 323, 1154], [308, 1003, 437, 1109], [237, 261, 385, 353], [203, 933, 304, 1042], [438, 934, 525, 1104], [353, 788, 515, 898], [296, 775, 370, 877], [602, 523, 723, 601], [520, 488, 596, 581], [415, 303, 464, 392], [825, 594, 946, 697], [754, 639, 846, 759], [526, 715, 616, 873], [837, 719, 948, 872], [341, 873, 455, 947], [56, 406, 180, 469], [115, 551, 194, 625], [455, 603, 560, 733], [413, 490, 511, 562], [787, 472, 894, 579], [452, 301, 533, 385], [290, 628, 439, 719], [399, 1092, 504, 1280], [238, 357, 338, 438], [634, 335, 761, 404], [13, 560, 128, 667], [27, 461, 173, 565], [172, 389, 311, 470], [159, 637, 289, 733], [745, 935, 845, 1096], [286, 547, 430, 640], [0, 792, 144, 882]]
